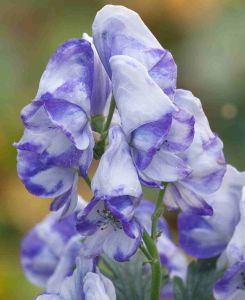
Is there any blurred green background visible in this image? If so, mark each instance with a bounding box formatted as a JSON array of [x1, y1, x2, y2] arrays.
[[0, 0, 245, 299]]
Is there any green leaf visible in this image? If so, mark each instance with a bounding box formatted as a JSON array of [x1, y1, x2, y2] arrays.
[[173, 257, 224, 300], [173, 276, 187, 300], [100, 252, 152, 300]]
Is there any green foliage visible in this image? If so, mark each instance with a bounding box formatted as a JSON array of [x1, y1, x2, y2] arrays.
[[100, 253, 152, 300], [173, 257, 224, 300]]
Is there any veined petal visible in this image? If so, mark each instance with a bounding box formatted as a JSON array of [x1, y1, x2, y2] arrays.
[[17, 150, 75, 198], [131, 116, 172, 170], [44, 99, 90, 151], [46, 236, 82, 294], [36, 39, 94, 115], [21, 100, 53, 131], [169, 183, 213, 216], [214, 261, 245, 300], [76, 198, 105, 236], [51, 173, 79, 218], [110, 55, 176, 136], [226, 187, 245, 265], [180, 135, 226, 194], [79, 126, 94, 177], [178, 165, 245, 258], [83, 33, 112, 117], [21, 208, 79, 288], [105, 196, 135, 222], [92, 5, 177, 98], [92, 125, 142, 198], [140, 149, 191, 183], [15, 128, 82, 168], [83, 272, 116, 300], [161, 109, 195, 153], [175, 89, 226, 194], [103, 217, 142, 261]]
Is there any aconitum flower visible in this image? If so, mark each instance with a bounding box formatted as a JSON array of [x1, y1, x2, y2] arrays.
[[14, 37, 111, 216], [21, 197, 86, 293], [76, 125, 142, 261], [110, 55, 193, 183], [92, 5, 226, 215], [214, 186, 245, 300], [93, 5, 177, 99], [178, 165, 244, 258], [163, 89, 226, 215], [36, 257, 116, 300]]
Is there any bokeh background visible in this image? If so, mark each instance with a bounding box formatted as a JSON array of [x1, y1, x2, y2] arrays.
[[1, 0, 245, 299]]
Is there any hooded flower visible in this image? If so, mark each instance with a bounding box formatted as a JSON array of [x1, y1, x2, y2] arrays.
[[108, 55, 223, 215], [21, 196, 86, 293], [93, 5, 194, 185], [35, 257, 116, 300], [14, 37, 111, 216], [92, 5, 176, 100], [162, 89, 226, 215], [178, 165, 244, 258], [76, 125, 142, 261], [92, 6, 225, 215], [214, 185, 245, 300]]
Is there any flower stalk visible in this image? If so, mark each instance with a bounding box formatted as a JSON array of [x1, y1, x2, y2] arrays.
[[143, 230, 162, 300]]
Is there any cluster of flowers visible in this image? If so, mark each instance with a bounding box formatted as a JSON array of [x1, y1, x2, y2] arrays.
[[15, 5, 245, 300]]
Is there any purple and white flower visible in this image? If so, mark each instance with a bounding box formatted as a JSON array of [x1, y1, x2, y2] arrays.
[[178, 165, 245, 258], [14, 37, 111, 216], [21, 196, 86, 293], [36, 257, 116, 300], [214, 183, 245, 299], [92, 5, 226, 215], [76, 125, 142, 261], [93, 5, 177, 100], [163, 89, 226, 215]]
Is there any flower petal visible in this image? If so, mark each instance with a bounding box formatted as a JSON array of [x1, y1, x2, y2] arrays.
[[36, 39, 94, 115], [15, 128, 82, 168], [83, 272, 116, 300], [93, 5, 177, 98], [103, 217, 142, 261], [178, 165, 245, 258], [161, 109, 195, 153], [131, 116, 172, 170], [175, 89, 226, 194], [110, 55, 176, 136], [168, 183, 213, 216], [140, 150, 191, 183], [51, 173, 79, 218], [82, 33, 112, 117], [92, 125, 142, 198], [46, 236, 82, 293], [226, 187, 245, 265], [17, 150, 75, 198], [44, 98, 90, 151], [21, 210, 78, 288], [214, 261, 245, 300], [158, 234, 187, 280]]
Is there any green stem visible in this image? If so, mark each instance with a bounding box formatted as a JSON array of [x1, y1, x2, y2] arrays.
[[143, 230, 162, 300], [139, 243, 152, 261], [103, 98, 116, 134], [151, 184, 166, 241], [84, 175, 91, 189]]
